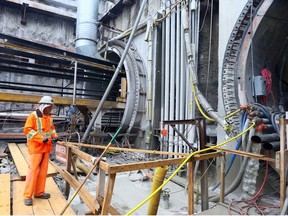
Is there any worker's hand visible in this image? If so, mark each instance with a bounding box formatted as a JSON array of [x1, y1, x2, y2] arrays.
[[52, 137, 59, 143], [43, 138, 49, 143]]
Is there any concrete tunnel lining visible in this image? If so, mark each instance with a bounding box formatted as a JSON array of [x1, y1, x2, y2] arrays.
[[237, 0, 288, 108]]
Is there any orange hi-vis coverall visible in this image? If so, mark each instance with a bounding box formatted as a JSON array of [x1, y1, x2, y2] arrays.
[[23, 109, 58, 199]]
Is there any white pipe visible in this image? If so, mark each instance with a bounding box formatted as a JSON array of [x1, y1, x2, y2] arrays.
[[160, 1, 166, 152], [165, 0, 171, 153], [144, 20, 153, 145], [169, 0, 176, 155], [179, 4, 185, 153], [175, 3, 181, 156]]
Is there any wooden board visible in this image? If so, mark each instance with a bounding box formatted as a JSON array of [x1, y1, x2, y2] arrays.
[[13, 181, 33, 215], [0, 174, 10, 215], [8, 143, 57, 179], [12, 178, 75, 215], [17, 143, 57, 177], [45, 177, 75, 215], [8, 143, 28, 179]]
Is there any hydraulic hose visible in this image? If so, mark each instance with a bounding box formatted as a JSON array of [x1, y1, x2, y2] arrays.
[[209, 125, 256, 202], [125, 122, 255, 215], [181, 2, 233, 134], [211, 111, 248, 191]]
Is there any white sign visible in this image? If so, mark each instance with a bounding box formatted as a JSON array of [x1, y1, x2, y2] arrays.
[[55, 143, 67, 163]]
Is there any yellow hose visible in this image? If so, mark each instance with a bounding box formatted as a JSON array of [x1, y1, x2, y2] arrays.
[[125, 121, 255, 215], [147, 166, 169, 215]]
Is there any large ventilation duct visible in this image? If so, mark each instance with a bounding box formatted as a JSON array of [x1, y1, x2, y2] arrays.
[[76, 0, 100, 58]]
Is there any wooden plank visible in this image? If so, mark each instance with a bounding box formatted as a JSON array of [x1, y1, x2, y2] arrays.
[[107, 157, 187, 174], [193, 152, 222, 161], [65, 142, 189, 157], [211, 146, 276, 163], [0, 174, 10, 215], [97, 196, 121, 215], [8, 143, 28, 179], [50, 162, 100, 214], [13, 181, 33, 215], [17, 143, 58, 177], [101, 174, 116, 215], [33, 198, 54, 215], [46, 177, 75, 215]]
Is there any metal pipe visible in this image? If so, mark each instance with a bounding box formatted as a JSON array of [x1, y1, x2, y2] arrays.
[[179, 4, 185, 153], [72, 61, 78, 105], [262, 141, 280, 151], [169, 0, 176, 154], [108, 20, 148, 43], [81, 0, 148, 143], [160, 1, 166, 152], [76, 0, 100, 58], [181, 3, 231, 133], [175, 2, 181, 155], [164, 0, 171, 153], [252, 133, 280, 143]]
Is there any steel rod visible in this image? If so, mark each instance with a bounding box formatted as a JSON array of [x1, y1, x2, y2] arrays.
[[81, 0, 148, 143]]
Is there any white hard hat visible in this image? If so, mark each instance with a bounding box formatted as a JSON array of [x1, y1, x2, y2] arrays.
[[38, 96, 54, 104]]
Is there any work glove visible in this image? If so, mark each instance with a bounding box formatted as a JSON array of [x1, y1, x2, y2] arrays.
[[52, 137, 59, 143], [43, 138, 49, 143]]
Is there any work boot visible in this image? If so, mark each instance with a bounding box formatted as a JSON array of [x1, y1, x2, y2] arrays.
[[34, 193, 50, 199], [24, 199, 33, 206]]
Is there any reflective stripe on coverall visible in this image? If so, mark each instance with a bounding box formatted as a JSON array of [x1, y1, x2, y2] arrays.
[[23, 110, 58, 198]]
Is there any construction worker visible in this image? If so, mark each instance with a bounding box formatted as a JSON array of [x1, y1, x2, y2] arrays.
[[23, 96, 59, 206]]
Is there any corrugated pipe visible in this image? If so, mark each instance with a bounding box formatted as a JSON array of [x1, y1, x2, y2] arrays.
[[147, 166, 168, 215], [76, 0, 101, 58]]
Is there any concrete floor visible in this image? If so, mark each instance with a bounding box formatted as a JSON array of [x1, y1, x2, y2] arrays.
[[67, 170, 281, 215]]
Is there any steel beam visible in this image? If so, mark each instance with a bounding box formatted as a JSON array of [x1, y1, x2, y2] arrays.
[[0, 92, 125, 109], [3, 0, 76, 19]]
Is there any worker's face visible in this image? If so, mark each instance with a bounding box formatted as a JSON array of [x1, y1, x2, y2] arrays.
[[43, 105, 53, 115]]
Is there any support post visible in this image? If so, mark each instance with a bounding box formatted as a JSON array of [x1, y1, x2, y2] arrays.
[[65, 146, 72, 198], [220, 152, 225, 203], [280, 118, 286, 208], [101, 174, 116, 215], [199, 119, 208, 211], [187, 160, 194, 214]]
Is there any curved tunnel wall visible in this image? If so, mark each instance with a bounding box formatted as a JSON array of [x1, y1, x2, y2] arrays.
[[100, 40, 146, 147], [221, 0, 288, 131], [241, 0, 288, 108]]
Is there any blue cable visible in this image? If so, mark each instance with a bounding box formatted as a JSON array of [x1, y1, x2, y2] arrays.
[[211, 110, 247, 191]]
